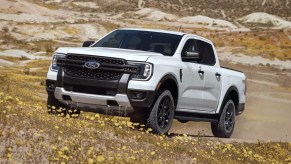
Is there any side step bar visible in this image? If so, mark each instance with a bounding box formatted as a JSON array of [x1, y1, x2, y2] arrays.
[[175, 114, 219, 123]]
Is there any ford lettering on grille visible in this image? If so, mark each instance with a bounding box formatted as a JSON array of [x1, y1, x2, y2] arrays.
[[84, 61, 100, 70]]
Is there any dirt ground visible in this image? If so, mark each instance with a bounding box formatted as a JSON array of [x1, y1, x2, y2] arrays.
[[170, 64, 291, 142]]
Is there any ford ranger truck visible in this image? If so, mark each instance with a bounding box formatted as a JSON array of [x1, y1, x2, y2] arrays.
[[46, 28, 246, 138]]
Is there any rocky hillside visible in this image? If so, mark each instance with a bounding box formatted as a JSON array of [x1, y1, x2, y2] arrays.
[[42, 0, 291, 20]]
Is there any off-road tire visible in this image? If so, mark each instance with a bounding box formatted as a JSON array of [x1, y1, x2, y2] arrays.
[[146, 90, 175, 134], [211, 99, 236, 138]]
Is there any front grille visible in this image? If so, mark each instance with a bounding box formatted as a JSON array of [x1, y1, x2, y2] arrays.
[[67, 54, 125, 65], [65, 67, 123, 80], [62, 54, 128, 80]]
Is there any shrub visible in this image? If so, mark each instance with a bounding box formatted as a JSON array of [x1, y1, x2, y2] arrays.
[[2, 27, 9, 33]]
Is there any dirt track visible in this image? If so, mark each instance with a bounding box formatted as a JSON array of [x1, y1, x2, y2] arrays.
[[170, 65, 291, 142]]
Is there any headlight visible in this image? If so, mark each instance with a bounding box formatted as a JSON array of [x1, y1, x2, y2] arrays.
[[51, 53, 66, 71], [128, 62, 153, 81]]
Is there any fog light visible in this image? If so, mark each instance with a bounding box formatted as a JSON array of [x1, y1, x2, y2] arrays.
[[48, 83, 55, 89], [132, 91, 146, 99]]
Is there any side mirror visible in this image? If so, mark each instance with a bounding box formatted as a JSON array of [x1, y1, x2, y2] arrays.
[[182, 51, 200, 62], [82, 41, 95, 47]]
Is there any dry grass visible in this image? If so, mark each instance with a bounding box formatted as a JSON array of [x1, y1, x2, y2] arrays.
[[0, 59, 290, 163], [0, 56, 20, 63], [98, 22, 120, 32], [63, 27, 80, 36], [208, 29, 291, 61]]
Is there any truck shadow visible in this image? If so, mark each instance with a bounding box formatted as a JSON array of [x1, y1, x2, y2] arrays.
[[166, 133, 214, 138]]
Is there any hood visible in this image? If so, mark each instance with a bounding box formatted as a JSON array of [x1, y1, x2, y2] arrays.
[[55, 47, 161, 62]]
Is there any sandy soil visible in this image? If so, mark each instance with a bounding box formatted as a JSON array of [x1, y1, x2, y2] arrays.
[[238, 12, 291, 28], [0, 50, 50, 67], [128, 8, 178, 21], [217, 47, 291, 70], [178, 15, 237, 29]]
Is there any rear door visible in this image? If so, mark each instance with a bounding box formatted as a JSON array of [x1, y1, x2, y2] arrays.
[[196, 40, 222, 112]]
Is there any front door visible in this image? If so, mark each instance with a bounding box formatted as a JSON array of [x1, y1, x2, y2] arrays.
[[178, 39, 205, 111]]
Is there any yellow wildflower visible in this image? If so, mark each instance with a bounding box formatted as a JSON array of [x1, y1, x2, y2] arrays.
[[88, 158, 94, 164], [97, 155, 105, 162]]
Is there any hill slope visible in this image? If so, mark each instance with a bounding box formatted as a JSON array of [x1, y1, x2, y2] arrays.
[[42, 0, 291, 20]]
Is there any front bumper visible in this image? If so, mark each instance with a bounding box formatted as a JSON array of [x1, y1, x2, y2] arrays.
[[54, 87, 132, 107], [46, 78, 156, 112]]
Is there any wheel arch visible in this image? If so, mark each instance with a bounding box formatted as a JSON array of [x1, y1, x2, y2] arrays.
[[155, 74, 179, 108], [219, 86, 239, 115]]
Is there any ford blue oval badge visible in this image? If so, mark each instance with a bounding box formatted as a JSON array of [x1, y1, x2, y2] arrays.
[[84, 61, 100, 69]]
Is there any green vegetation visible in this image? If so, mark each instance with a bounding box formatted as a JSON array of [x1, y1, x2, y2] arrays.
[[0, 60, 290, 163]]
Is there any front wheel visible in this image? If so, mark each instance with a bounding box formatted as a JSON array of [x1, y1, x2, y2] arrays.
[[211, 99, 236, 138], [146, 90, 175, 134]]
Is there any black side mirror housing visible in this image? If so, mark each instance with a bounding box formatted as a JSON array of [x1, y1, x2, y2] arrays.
[[182, 51, 200, 62], [82, 41, 95, 47]]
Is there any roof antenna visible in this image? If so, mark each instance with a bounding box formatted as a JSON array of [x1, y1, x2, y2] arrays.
[[178, 25, 182, 32]]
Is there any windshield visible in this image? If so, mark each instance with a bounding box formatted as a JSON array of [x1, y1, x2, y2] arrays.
[[92, 30, 183, 56]]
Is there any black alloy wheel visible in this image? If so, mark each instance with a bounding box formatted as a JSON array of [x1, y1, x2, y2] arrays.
[[157, 96, 173, 129], [211, 99, 236, 138], [146, 90, 175, 134]]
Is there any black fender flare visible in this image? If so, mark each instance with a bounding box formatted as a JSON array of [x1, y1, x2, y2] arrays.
[[219, 86, 239, 114], [155, 74, 179, 107], [156, 74, 179, 92]]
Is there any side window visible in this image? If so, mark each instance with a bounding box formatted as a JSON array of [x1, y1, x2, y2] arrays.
[[182, 39, 198, 55], [181, 39, 198, 62], [196, 40, 216, 66]]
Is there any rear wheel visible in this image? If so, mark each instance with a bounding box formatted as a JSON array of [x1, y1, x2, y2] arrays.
[[211, 99, 236, 138], [146, 90, 175, 134]]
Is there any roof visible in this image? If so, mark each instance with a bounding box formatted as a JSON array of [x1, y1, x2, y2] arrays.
[[118, 28, 186, 36]]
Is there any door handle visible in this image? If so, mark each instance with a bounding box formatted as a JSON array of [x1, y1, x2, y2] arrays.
[[198, 70, 204, 75], [215, 72, 221, 77]]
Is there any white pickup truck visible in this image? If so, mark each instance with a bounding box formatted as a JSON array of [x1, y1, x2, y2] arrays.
[[46, 28, 246, 138]]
